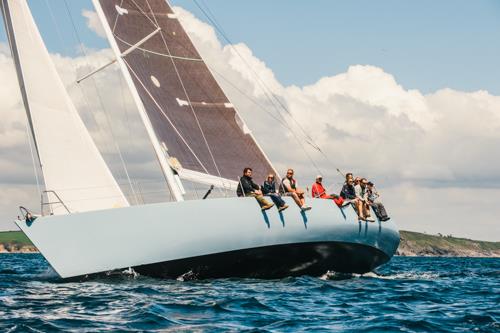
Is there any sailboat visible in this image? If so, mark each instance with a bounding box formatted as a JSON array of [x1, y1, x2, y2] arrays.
[[1, 0, 399, 279]]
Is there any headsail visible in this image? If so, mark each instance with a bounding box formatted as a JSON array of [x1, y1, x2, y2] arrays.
[[92, 0, 276, 185], [1, 0, 129, 214]]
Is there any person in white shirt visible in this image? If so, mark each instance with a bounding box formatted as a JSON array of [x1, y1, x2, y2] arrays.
[[354, 177, 374, 221], [280, 169, 311, 211]]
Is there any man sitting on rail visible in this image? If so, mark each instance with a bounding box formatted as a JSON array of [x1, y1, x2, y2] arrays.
[[311, 175, 344, 206], [237, 167, 274, 211], [280, 169, 311, 211], [340, 173, 356, 202]]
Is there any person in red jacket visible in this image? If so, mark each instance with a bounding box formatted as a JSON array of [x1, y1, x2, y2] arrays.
[[311, 175, 344, 206]]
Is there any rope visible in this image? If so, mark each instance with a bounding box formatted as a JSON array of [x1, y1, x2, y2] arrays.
[[24, 116, 42, 198], [2, 1, 44, 198], [144, 0, 226, 195], [191, 0, 340, 178], [122, 58, 212, 176], [61, 0, 140, 204]]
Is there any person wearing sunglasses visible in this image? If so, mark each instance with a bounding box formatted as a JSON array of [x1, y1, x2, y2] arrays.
[[354, 178, 375, 221], [280, 169, 311, 211], [311, 175, 344, 206], [262, 174, 289, 212]]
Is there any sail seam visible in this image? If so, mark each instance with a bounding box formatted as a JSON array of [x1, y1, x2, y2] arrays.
[[145, 1, 224, 185], [122, 58, 212, 175], [192, 0, 327, 177], [129, 0, 158, 28]]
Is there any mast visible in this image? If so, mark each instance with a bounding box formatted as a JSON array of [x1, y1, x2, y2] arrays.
[[91, 0, 276, 192], [92, 0, 184, 202], [1, 0, 129, 214], [1, 0, 42, 168]]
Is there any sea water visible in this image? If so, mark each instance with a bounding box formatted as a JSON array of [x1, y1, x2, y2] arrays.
[[0, 254, 498, 332]]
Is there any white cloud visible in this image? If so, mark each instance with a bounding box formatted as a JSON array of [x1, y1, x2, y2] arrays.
[[0, 7, 499, 241], [82, 9, 106, 39]]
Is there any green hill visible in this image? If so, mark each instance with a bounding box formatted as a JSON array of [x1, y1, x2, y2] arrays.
[[398, 230, 500, 257], [1, 230, 499, 256], [0, 230, 36, 253]]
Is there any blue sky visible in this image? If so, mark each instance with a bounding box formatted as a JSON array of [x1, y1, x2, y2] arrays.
[[2, 0, 500, 94], [1, 1, 500, 239]]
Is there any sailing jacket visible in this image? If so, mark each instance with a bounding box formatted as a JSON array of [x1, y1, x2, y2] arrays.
[[312, 182, 327, 198], [340, 183, 356, 200], [237, 175, 260, 197], [262, 180, 278, 195]]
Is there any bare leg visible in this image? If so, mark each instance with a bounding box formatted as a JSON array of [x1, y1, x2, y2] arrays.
[[291, 192, 302, 207], [364, 202, 371, 217], [296, 189, 306, 206], [299, 194, 305, 206], [356, 199, 364, 219]]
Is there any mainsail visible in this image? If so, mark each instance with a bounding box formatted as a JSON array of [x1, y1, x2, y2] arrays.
[[92, 0, 275, 187], [1, 0, 129, 214]]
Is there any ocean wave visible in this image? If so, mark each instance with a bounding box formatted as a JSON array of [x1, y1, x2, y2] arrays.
[[0, 255, 498, 332]]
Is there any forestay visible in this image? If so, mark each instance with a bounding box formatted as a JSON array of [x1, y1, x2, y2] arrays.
[[1, 0, 129, 214], [92, 0, 275, 183]]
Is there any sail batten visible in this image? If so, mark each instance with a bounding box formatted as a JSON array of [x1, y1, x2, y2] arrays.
[[1, 0, 129, 214], [94, 0, 276, 183]]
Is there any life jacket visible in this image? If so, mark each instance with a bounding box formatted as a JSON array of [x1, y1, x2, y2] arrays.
[[279, 176, 296, 194]]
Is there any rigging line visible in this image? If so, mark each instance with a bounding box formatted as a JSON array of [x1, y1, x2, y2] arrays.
[[43, 1, 113, 161], [208, 62, 324, 175], [24, 114, 42, 198], [191, 3, 324, 143], [2, 1, 43, 171], [128, 0, 159, 29], [62, 0, 139, 204], [43, 0, 64, 50], [192, 1, 323, 173], [190, 1, 314, 143], [191, 0, 331, 176], [190, 1, 285, 112], [207, 64, 296, 130], [145, 1, 225, 193], [114, 34, 203, 61], [118, 68, 135, 153], [194, 0, 318, 147], [112, 0, 124, 33], [122, 58, 212, 177], [1, 1, 44, 198]]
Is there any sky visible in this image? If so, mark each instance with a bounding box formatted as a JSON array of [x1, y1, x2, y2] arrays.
[[0, 0, 499, 240]]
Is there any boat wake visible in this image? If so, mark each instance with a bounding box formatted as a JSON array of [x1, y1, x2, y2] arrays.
[[320, 270, 440, 281]]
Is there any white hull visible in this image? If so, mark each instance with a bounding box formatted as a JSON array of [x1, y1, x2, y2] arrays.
[[16, 197, 400, 279]]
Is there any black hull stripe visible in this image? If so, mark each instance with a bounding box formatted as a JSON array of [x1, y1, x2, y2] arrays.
[[71, 241, 391, 280]]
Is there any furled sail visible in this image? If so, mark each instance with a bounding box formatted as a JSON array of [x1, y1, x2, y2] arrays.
[[92, 0, 275, 184], [1, 0, 129, 214]]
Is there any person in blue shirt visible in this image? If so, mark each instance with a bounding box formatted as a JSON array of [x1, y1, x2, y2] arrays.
[[262, 174, 289, 212]]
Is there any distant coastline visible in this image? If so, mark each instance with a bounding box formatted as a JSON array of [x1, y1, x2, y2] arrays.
[[1, 230, 499, 257], [397, 231, 500, 258]]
